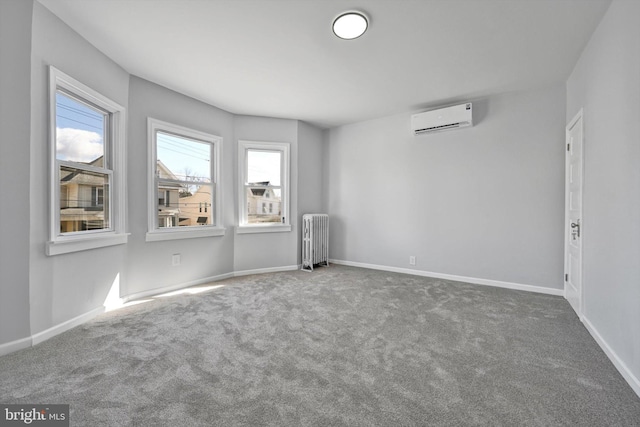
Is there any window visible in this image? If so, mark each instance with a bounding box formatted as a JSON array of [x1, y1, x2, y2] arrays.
[[91, 187, 104, 208], [146, 118, 223, 242], [238, 140, 290, 233], [47, 66, 127, 256]]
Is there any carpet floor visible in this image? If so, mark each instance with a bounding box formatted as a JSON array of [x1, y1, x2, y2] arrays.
[[1, 265, 639, 426]]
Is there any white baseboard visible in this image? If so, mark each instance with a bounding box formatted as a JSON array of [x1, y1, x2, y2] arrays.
[[31, 306, 105, 346], [122, 266, 300, 302], [1, 267, 300, 355], [0, 336, 32, 357], [330, 259, 564, 296], [0, 261, 560, 359], [2, 262, 638, 401], [2, 266, 303, 356], [233, 264, 300, 277], [582, 316, 640, 398], [331, 259, 640, 398], [122, 272, 235, 303]]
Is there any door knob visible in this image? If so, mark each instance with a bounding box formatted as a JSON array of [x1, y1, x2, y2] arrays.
[[571, 220, 581, 237]]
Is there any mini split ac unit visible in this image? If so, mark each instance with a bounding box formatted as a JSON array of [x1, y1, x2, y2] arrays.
[[411, 103, 473, 135]]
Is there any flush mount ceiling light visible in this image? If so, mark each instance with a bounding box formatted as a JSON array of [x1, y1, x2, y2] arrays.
[[332, 11, 368, 40]]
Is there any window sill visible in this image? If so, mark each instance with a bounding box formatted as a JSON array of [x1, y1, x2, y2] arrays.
[[237, 224, 292, 234], [146, 227, 226, 242], [46, 232, 129, 256]]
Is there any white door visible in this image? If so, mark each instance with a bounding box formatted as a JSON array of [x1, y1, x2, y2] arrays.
[[565, 110, 583, 317]]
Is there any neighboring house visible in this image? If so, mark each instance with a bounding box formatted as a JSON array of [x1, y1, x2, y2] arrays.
[[247, 181, 281, 223], [59, 155, 215, 231], [156, 160, 182, 228], [178, 186, 212, 226], [156, 160, 213, 227], [59, 156, 107, 232]]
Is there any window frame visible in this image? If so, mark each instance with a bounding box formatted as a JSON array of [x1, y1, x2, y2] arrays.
[[47, 66, 128, 256], [237, 140, 291, 234], [146, 118, 224, 242]]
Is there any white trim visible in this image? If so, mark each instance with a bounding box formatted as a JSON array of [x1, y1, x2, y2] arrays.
[[112, 96, 128, 240], [0, 267, 301, 356], [122, 266, 300, 303], [147, 118, 223, 237], [31, 306, 105, 346], [3, 263, 636, 401], [46, 232, 129, 256], [0, 336, 32, 357], [146, 227, 226, 242], [233, 265, 300, 277], [48, 66, 127, 256], [122, 266, 298, 302], [237, 224, 292, 234], [238, 140, 290, 229], [122, 272, 235, 303], [330, 259, 564, 296], [582, 316, 640, 398]]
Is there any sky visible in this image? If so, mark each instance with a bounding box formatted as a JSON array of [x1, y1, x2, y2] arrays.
[[55, 92, 105, 163], [156, 132, 210, 182], [247, 150, 280, 186]]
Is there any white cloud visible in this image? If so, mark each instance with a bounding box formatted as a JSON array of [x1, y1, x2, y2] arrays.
[[56, 127, 104, 163]]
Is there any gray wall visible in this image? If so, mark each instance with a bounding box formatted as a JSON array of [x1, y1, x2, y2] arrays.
[[28, 1, 131, 334], [297, 121, 325, 264], [566, 0, 640, 387], [125, 77, 236, 296], [233, 115, 300, 272], [325, 85, 566, 289], [0, 2, 326, 353], [0, 0, 33, 345]]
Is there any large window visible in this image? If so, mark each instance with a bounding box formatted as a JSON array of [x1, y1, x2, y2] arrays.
[[47, 66, 127, 256], [147, 118, 223, 241], [238, 140, 290, 233]]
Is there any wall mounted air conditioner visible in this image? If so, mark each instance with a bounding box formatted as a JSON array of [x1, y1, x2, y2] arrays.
[[411, 103, 473, 135]]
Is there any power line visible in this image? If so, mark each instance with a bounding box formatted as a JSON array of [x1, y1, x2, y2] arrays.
[[158, 143, 209, 158], [159, 173, 211, 181], [157, 145, 210, 162], [157, 139, 210, 157], [57, 115, 104, 132], [57, 103, 104, 122]]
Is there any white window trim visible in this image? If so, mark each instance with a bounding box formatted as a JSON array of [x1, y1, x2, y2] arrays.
[[146, 118, 224, 242], [237, 140, 291, 234], [47, 66, 128, 256]]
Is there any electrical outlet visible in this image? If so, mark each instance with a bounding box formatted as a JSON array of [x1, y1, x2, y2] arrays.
[[172, 254, 181, 266], [409, 256, 416, 266]]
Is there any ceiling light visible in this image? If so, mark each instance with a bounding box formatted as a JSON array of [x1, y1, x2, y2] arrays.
[[332, 12, 368, 40]]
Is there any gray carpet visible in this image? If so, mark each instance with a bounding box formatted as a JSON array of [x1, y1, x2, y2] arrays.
[[1, 265, 639, 426]]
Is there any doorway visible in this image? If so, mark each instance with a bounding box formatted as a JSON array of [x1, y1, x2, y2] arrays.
[[564, 109, 584, 317]]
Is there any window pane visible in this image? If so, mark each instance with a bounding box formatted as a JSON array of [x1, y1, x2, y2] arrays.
[[59, 166, 109, 233], [55, 91, 106, 164], [246, 186, 281, 224], [157, 132, 211, 182], [157, 182, 213, 227], [247, 150, 280, 186]]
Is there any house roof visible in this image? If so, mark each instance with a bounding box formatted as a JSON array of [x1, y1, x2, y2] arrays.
[[156, 159, 180, 181], [60, 156, 105, 184], [37, 0, 611, 128]]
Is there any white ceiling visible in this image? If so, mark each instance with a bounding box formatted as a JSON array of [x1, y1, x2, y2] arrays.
[[37, 0, 611, 129]]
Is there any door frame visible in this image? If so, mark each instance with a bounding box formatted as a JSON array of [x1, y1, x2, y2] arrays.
[[564, 108, 584, 318]]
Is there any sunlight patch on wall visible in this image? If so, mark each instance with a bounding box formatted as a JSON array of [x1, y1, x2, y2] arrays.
[[103, 273, 123, 311]]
